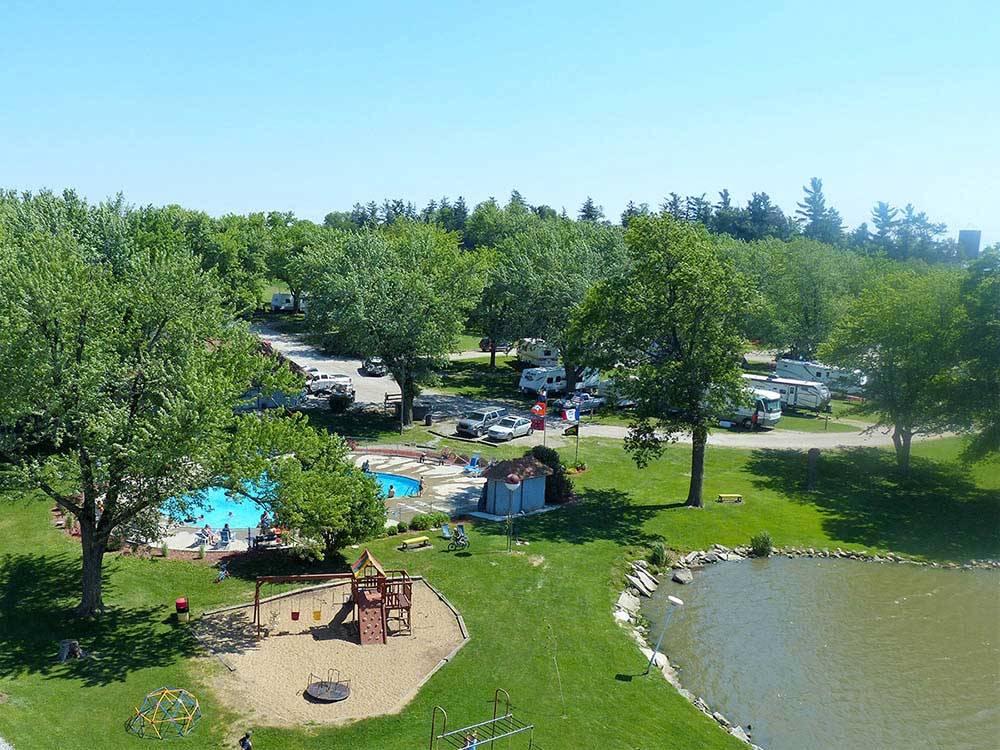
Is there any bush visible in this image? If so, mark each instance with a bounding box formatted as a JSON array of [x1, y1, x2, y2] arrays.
[[409, 514, 434, 531], [395, 519, 409, 534], [431, 511, 451, 526], [197, 544, 206, 560], [648, 542, 669, 568], [750, 531, 773, 557], [160, 541, 169, 558], [527, 445, 574, 504]]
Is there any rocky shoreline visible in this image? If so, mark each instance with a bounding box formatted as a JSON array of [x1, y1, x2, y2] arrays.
[[613, 546, 1000, 748]]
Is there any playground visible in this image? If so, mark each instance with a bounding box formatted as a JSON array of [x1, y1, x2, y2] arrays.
[[196, 551, 467, 726]]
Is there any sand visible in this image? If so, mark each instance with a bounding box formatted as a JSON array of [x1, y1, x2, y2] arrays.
[[196, 580, 466, 727]]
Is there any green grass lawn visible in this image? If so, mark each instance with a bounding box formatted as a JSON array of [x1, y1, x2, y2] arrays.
[[435, 358, 530, 404], [2, 438, 997, 749]]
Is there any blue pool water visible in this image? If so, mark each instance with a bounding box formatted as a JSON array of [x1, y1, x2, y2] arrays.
[[176, 472, 419, 530]]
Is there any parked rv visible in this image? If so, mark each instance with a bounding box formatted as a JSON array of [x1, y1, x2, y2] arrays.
[[775, 358, 865, 395], [742, 373, 831, 413], [517, 339, 561, 367], [726, 387, 782, 429], [518, 366, 599, 395], [270, 292, 294, 312]]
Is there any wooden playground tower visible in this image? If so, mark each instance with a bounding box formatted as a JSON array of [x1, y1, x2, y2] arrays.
[[252, 548, 412, 644]]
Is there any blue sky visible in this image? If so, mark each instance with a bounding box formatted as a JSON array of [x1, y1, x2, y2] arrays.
[[2, 1, 997, 245]]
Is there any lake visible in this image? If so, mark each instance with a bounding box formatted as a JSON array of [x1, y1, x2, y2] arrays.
[[643, 557, 1000, 750]]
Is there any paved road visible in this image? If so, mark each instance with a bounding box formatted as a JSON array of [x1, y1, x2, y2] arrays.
[[252, 325, 948, 451]]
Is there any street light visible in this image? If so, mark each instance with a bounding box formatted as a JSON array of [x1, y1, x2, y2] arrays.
[[503, 472, 521, 553], [644, 595, 683, 675]]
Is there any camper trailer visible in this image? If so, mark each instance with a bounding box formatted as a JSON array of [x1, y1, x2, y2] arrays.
[[518, 366, 599, 395], [742, 373, 831, 413], [270, 292, 294, 312], [775, 358, 865, 395], [726, 387, 782, 430], [517, 339, 561, 367]]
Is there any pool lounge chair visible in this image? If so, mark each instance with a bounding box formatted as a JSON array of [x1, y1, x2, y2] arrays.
[[463, 453, 482, 475], [440, 523, 453, 540]]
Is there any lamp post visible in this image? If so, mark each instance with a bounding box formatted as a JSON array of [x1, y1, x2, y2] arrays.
[[644, 595, 684, 675], [503, 473, 521, 553]]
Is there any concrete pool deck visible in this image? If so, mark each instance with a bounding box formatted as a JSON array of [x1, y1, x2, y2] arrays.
[[353, 454, 484, 522]]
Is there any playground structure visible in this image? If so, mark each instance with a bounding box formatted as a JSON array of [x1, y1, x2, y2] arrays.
[[125, 687, 202, 739], [252, 549, 412, 645], [429, 689, 537, 749]]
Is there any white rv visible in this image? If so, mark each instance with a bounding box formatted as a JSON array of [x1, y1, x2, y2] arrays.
[[518, 366, 599, 395], [743, 373, 831, 413], [517, 339, 561, 367], [775, 358, 865, 395], [726, 387, 782, 429], [270, 292, 294, 312]]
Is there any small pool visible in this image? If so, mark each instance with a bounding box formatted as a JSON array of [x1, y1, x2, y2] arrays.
[[373, 472, 420, 498], [173, 471, 420, 530]]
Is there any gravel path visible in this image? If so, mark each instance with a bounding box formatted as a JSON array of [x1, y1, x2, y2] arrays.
[[251, 326, 949, 451]]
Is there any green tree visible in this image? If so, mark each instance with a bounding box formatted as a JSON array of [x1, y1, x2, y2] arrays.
[[796, 177, 844, 245], [568, 215, 752, 507], [302, 222, 484, 425], [578, 196, 604, 222], [954, 252, 1000, 459], [870, 201, 899, 255], [224, 414, 385, 560], [820, 269, 964, 474], [0, 202, 300, 615], [265, 213, 319, 312]]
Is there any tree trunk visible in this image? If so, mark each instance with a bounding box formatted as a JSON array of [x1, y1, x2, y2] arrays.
[[892, 426, 913, 476], [401, 373, 415, 428], [686, 424, 708, 508], [291, 287, 302, 314], [76, 519, 108, 616], [565, 362, 579, 392], [489, 341, 497, 369]]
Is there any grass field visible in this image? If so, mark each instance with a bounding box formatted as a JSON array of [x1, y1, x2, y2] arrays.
[[1, 437, 997, 749]]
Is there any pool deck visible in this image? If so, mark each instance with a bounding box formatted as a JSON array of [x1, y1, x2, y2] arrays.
[[353, 454, 484, 523]]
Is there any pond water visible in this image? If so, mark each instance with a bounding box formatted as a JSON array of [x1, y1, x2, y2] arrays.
[[643, 557, 1000, 750]]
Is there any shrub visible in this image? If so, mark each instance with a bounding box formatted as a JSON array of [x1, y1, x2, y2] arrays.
[[750, 531, 773, 557], [648, 542, 669, 568], [197, 544, 206, 560], [527, 445, 574, 504], [395, 519, 409, 534], [160, 541, 169, 558], [409, 514, 433, 531], [431, 511, 451, 526]]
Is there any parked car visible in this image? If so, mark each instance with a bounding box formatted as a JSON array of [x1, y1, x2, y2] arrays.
[[327, 383, 356, 412], [456, 407, 508, 437], [487, 415, 534, 441], [361, 357, 388, 376], [307, 373, 354, 395], [479, 337, 513, 353], [552, 392, 605, 415]]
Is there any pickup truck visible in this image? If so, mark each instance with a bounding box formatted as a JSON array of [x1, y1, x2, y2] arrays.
[[552, 392, 605, 415]]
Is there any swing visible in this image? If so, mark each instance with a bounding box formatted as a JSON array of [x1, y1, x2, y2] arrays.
[[312, 595, 323, 622], [291, 598, 301, 622]]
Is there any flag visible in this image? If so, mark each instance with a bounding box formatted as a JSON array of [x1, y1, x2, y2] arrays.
[[530, 415, 546, 431], [538, 388, 548, 402], [531, 401, 547, 416], [563, 423, 579, 436]]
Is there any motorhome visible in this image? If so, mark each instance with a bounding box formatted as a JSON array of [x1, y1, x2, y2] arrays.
[[775, 358, 865, 395], [726, 387, 782, 429], [742, 373, 831, 413], [517, 339, 561, 367], [518, 366, 599, 395], [270, 292, 294, 312]]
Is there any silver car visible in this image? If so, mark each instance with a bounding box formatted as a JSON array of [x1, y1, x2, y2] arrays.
[[487, 416, 533, 441]]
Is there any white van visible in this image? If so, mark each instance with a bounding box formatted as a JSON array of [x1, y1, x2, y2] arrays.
[[270, 292, 294, 312], [727, 387, 782, 429], [517, 339, 561, 367], [742, 374, 831, 413], [518, 366, 599, 395], [775, 358, 865, 395]]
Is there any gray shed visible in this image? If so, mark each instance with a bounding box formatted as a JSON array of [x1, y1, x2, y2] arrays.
[[481, 457, 553, 516]]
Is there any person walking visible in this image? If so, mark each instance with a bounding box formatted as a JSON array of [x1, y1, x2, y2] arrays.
[[238, 730, 253, 749]]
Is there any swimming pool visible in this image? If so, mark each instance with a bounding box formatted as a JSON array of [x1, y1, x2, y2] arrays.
[[173, 472, 420, 530]]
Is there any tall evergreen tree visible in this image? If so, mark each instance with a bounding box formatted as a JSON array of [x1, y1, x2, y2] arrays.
[[578, 196, 604, 222], [796, 177, 843, 244]]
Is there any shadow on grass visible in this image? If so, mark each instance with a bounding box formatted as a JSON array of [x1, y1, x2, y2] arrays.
[[0, 553, 200, 686], [437, 359, 530, 403], [745, 447, 1000, 560], [477, 488, 680, 548], [304, 408, 402, 441]]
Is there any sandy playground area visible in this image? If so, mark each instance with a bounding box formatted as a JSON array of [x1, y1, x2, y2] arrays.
[[197, 579, 467, 726]]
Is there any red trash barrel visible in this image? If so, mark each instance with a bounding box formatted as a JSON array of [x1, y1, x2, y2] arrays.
[[175, 597, 189, 621]]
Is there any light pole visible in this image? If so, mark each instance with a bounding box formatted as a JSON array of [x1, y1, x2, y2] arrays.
[[644, 595, 683, 675], [503, 473, 521, 553]]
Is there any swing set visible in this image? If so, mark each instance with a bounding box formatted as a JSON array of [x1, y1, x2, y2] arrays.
[[252, 549, 413, 646], [429, 689, 537, 749]]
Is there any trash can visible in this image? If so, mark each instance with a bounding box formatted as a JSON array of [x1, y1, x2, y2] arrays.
[[412, 402, 430, 421], [424, 413, 433, 426], [175, 597, 189, 622]]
